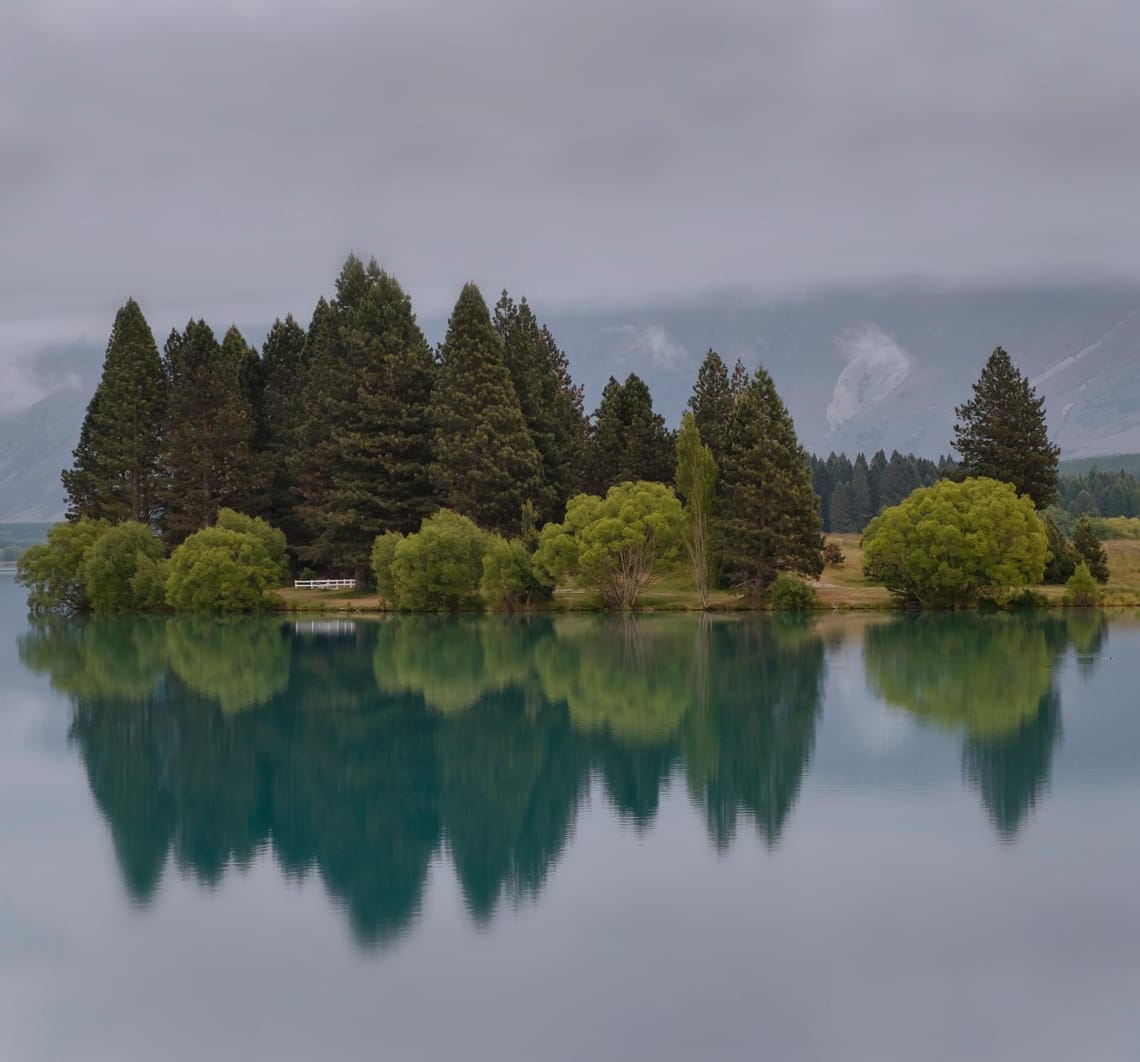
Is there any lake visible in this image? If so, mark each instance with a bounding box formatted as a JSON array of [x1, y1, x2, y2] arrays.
[[2, 571, 1139, 1061]]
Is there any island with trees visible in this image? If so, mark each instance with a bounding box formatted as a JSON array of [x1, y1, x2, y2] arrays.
[[15, 255, 1133, 613]]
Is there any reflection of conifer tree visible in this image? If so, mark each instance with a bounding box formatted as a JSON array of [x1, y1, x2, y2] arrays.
[[683, 618, 825, 848], [963, 687, 1062, 840], [863, 615, 1056, 739], [436, 688, 553, 921], [1064, 611, 1108, 681], [69, 694, 176, 904], [593, 737, 678, 830]]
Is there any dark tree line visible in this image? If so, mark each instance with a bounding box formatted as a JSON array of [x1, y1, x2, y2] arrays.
[[1054, 468, 1140, 520], [63, 262, 823, 592], [810, 450, 958, 533]]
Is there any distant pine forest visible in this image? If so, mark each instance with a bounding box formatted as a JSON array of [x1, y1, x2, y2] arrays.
[[812, 453, 1140, 533]]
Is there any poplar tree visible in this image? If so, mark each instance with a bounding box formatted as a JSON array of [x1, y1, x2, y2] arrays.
[[953, 346, 1060, 508], [720, 367, 822, 596], [62, 298, 165, 524], [687, 349, 734, 465], [585, 374, 674, 494], [160, 320, 257, 542], [299, 258, 438, 572], [431, 283, 541, 535], [494, 292, 587, 522], [675, 412, 718, 607]]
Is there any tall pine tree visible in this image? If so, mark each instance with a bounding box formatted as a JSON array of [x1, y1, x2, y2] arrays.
[[720, 367, 822, 595], [431, 283, 541, 535], [62, 298, 165, 524], [258, 314, 310, 546], [953, 346, 1060, 508], [160, 320, 257, 542], [688, 349, 735, 465], [585, 374, 674, 494], [298, 258, 438, 571], [493, 292, 587, 523]]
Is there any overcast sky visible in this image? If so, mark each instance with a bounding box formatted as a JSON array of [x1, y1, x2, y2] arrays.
[[5, 0, 1140, 360]]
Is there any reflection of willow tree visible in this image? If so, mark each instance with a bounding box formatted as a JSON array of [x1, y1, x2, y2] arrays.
[[963, 687, 1062, 840], [864, 614, 1089, 838], [1064, 611, 1108, 681], [166, 617, 291, 712], [373, 616, 537, 714], [864, 615, 1058, 739], [536, 616, 694, 744], [19, 616, 168, 701], [683, 617, 826, 848]]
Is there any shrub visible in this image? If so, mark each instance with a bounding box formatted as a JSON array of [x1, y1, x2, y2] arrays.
[[16, 519, 110, 613], [215, 509, 289, 583], [165, 527, 281, 613], [1063, 562, 1103, 607], [862, 477, 1048, 609], [534, 482, 684, 609], [769, 573, 818, 611], [822, 541, 845, 566], [390, 510, 486, 610], [1072, 516, 1110, 584], [1004, 587, 1049, 610], [82, 522, 166, 612], [371, 531, 405, 606], [482, 535, 553, 610]]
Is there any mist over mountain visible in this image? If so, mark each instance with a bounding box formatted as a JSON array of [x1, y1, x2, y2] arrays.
[[3, 285, 1140, 523]]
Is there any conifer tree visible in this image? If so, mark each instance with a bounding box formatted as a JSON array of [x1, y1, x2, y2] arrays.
[[431, 283, 541, 535], [258, 315, 310, 545], [585, 374, 674, 494], [850, 454, 873, 528], [299, 259, 438, 571], [953, 346, 1060, 508], [720, 367, 822, 596], [160, 320, 257, 542], [62, 298, 165, 524], [675, 412, 718, 607], [687, 350, 735, 465], [1072, 516, 1110, 584], [881, 450, 918, 508], [829, 482, 852, 533], [868, 449, 888, 513], [494, 292, 587, 522], [729, 359, 749, 402]]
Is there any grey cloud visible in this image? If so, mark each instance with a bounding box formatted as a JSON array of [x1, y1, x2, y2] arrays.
[[4, 0, 1140, 347]]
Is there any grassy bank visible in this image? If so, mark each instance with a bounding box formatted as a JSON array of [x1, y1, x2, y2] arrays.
[[273, 533, 1140, 613]]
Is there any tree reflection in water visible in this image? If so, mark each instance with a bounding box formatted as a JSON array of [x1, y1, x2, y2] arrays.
[[18, 609, 1094, 946]]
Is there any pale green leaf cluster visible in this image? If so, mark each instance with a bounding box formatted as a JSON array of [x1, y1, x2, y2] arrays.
[[83, 522, 167, 613], [388, 510, 487, 610], [535, 481, 684, 609], [862, 477, 1048, 608], [215, 509, 289, 583], [481, 535, 552, 611], [165, 527, 281, 613]]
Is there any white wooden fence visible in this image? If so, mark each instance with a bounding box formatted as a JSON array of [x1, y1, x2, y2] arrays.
[[293, 579, 357, 590]]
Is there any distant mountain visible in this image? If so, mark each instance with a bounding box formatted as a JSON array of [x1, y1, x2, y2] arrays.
[[0, 386, 90, 522], [540, 285, 1140, 460], [5, 285, 1140, 523]]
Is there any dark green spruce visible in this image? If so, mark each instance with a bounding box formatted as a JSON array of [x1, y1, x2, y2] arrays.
[[62, 298, 165, 524], [953, 346, 1060, 508], [494, 292, 587, 523], [720, 367, 823, 595], [431, 283, 541, 535], [687, 349, 735, 466], [160, 320, 258, 542], [299, 257, 438, 573], [585, 374, 675, 494]]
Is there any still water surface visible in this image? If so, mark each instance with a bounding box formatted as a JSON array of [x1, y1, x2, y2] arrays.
[[2, 572, 1139, 1061]]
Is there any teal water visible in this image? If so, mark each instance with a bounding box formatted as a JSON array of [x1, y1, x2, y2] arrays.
[[2, 571, 1139, 1060]]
